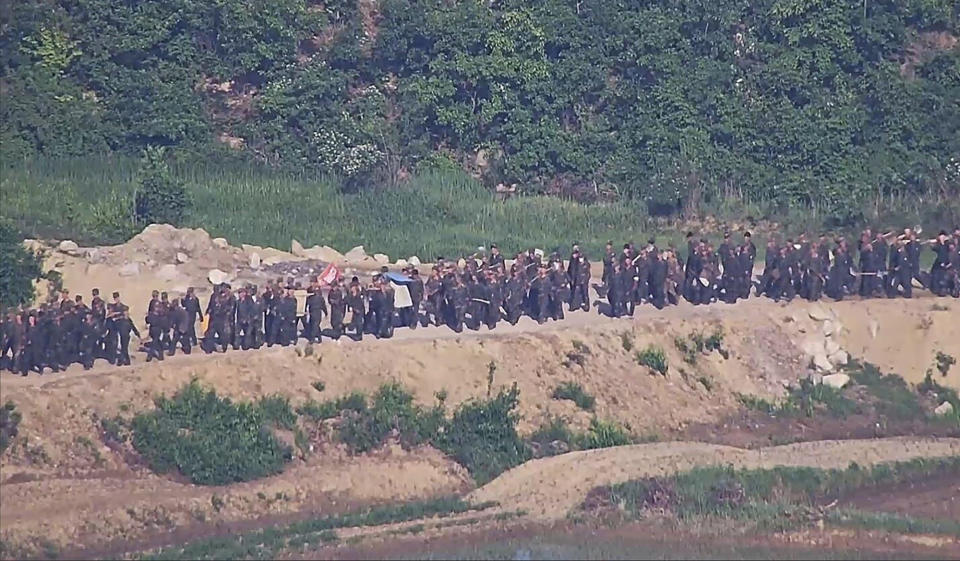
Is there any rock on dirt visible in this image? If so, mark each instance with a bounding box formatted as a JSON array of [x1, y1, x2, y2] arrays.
[[829, 350, 849, 366], [291, 239, 305, 257], [58, 240, 79, 253], [176, 252, 189, 264], [409, 256, 422, 267], [869, 319, 879, 339], [934, 401, 954, 416], [212, 237, 229, 249], [821, 373, 850, 389], [373, 253, 390, 265], [808, 305, 831, 321], [345, 246, 368, 262], [207, 269, 231, 285], [813, 353, 835, 373], [302, 245, 344, 263], [249, 253, 261, 269], [395, 258, 408, 268]]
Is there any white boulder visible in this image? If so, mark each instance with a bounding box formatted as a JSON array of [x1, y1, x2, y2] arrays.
[[800, 337, 826, 358], [58, 240, 79, 253], [207, 268, 231, 285], [934, 401, 954, 416], [812, 353, 835, 373], [828, 350, 849, 367], [373, 253, 390, 265], [176, 252, 190, 264], [395, 258, 409, 268], [408, 256, 422, 267], [824, 339, 842, 356], [868, 319, 879, 339], [821, 373, 850, 389], [302, 245, 345, 263], [249, 252, 261, 269], [344, 246, 368, 262], [212, 237, 229, 249]]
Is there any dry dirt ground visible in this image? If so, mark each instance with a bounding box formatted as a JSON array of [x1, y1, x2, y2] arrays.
[[2, 229, 958, 555]]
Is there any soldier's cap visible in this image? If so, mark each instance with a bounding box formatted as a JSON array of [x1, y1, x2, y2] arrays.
[[490, 243, 498, 249], [744, 231, 752, 238], [723, 232, 731, 238], [606, 240, 613, 246], [112, 291, 120, 298], [351, 276, 359, 282]]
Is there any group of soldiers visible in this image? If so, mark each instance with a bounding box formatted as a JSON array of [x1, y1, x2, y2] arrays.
[[2, 227, 958, 375]]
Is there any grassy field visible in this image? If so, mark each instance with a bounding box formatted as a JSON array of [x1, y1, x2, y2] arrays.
[[1, 156, 667, 259], [2, 156, 955, 262]]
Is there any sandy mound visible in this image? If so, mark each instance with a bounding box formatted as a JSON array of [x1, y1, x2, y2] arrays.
[[467, 437, 960, 521]]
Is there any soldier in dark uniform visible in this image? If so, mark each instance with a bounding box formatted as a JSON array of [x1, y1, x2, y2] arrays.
[[886, 239, 912, 299], [488, 244, 505, 273], [649, 251, 668, 310], [568, 245, 591, 312], [858, 242, 879, 298], [365, 279, 383, 336], [114, 309, 139, 366], [930, 231, 952, 296], [279, 288, 298, 345], [305, 285, 327, 343], [548, 261, 567, 321], [182, 287, 203, 347], [233, 287, 251, 349], [204, 285, 231, 353], [248, 285, 264, 349], [347, 277, 366, 339], [406, 269, 424, 329], [379, 279, 396, 339], [448, 275, 468, 332], [424, 269, 443, 327], [607, 261, 626, 317], [485, 271, 502, 330], [757, 238, 778, 296], [503, 269, 525, 325], [78, 313, 100, 370], [170, 298, 192, 354], [328, 280, 346, 339], [803, 248, 825, 301], [145, 299, 167, 362], [19, 314, 40, 375]]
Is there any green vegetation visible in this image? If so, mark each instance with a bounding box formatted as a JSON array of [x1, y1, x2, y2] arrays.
[[563, 341, 592, 369], [635, 345, 669, 376], [934, 351, 957, 377], [737, 379, 857, 418], [0, 401, 22, 454], [296, 392, 367, 421], [0, 219, 44, 310], [336, 382, 444, 453], [131, 380, 293, 485], [5, 0, 960, 233], [593, 457, 960, 535], [528, 416, 634, 456], [134, 146, 188, 229], [551, 382, 596, 411], [848, 362, 925, 421], [141, 496, 496, 560], [674, 327, 728, 365]]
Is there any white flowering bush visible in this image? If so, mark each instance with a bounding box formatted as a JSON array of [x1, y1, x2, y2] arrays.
[[311, 129, 383, 177]]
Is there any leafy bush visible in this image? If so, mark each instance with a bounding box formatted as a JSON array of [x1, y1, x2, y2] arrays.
[[337, 382, 444, 453], [528, 416, 576, 448], [0, 401, 22, 454], [256, 395, 298, 430], [675, 327, 727, 364], [437, 384, 530, 485], [131, 380, 293, 485], [134, 146, 188, 227], [635, 345, 668, 376], [576, 418, 633, 450], [297, 392, 367, 421], [849, 363, 923, 421], [935, 352, 956, 377], [551, 382, 596, 411], [0, 219, 44, 310], [737, 378, 857, 419]]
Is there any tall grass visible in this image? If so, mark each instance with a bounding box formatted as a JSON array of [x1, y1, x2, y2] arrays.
[[1, 156, 663, 259]]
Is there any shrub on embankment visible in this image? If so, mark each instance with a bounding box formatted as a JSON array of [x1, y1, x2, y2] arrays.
[[127, 380, 531, 486]]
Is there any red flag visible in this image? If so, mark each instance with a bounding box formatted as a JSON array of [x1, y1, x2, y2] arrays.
[[318, 263, 341, 286]]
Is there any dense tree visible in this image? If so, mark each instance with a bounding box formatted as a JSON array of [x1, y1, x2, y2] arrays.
[[1, 0, 957, 218]]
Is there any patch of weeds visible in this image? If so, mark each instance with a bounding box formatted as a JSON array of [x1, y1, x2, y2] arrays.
[[99, 415, 130, 445], [737, 378, 857, 419], [697, 376, 714, 392], [311, 381, 325, 393], [143, 496, 493, 560], [849, 363, 923, 421], [297, 392, 367, 421], [529, 416, 576, 447], [675, 327, 728, 365], [619, 331, 633, 352], [293, 427, 310, 457], [256, 395, 297, 430], [0, 401, 22, 454], [827, 509, 960, 537], [210, 494, 225, 512], [918, 315, 934, 330], [918, 372, 960, 426], [563, 340, 592, 368], [25, 443, 50, 465], [737, 393, 776, 414], [930, 303, 951, 312], [576, 418, 633, 450], [935, 351, 956, 377], [635, 345, 668, 376], [551, 381, 596, 411], [486, 360, 497, 397], [131, 380, 293, 485], [74, 435, 105, 466]]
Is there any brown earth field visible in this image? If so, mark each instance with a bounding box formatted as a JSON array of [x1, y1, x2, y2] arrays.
[[2, 233, 959, 558]]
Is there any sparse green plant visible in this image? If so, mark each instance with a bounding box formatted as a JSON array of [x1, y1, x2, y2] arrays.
[[294, 427, 310, 457], [99, 415, 129, 444], [256, 395, 297, 430], [635, 345, 668, 376], [935, 352, 956, 377], [297, 392, 367, 421], [486, 360, 497, 397], [0, 401, 22, 454], [697, 376, 714, 392], [576, 418, 633, 450], [619, 331, 633, 352], [931, 303, 950, 312], [528, 416, 575, 450], [134, 146, 187, 227], [311, 381, 325, 393], [551, 382, 596, 411], [210, 494, 225, 512]]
